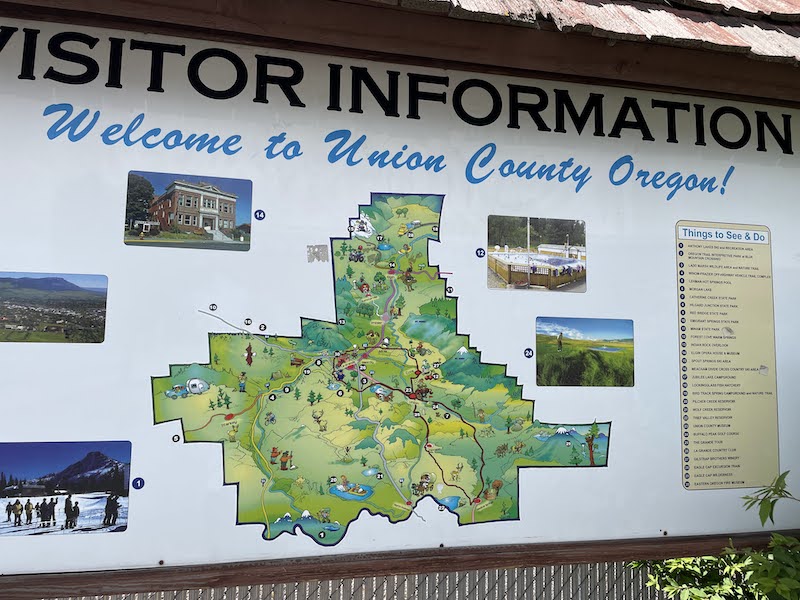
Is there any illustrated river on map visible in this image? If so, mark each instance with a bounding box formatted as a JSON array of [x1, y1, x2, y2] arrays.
[[152, 193, 611, 546]]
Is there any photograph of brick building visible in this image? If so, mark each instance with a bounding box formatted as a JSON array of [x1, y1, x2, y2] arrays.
[[124, 171, 252, 251], [149, 180, 238, 234]]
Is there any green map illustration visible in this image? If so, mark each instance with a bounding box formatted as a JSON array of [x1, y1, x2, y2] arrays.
[[152, 193, 611, 545]]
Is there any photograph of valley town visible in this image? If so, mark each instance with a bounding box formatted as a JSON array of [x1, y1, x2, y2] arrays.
[[124, 170, 253, 251], [0, 272, 108, 343], [0, 441, 130, 537]]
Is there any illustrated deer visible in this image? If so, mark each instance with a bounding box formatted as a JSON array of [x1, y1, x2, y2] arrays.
[[312, 409, 327, 431], [450, 463, 464, 482]]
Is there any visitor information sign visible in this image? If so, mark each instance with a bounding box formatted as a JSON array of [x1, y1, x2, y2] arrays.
[[0, 16, 798, 576]]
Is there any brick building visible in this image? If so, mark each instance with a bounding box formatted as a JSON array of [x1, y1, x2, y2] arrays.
[[149, 180, 238, 234]]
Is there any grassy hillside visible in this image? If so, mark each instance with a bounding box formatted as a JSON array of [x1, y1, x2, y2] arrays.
[[536, 335, 634, 386]]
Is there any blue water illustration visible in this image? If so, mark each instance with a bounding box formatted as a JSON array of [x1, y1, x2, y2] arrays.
[[362, 467, 379, 477], [437, 496, 461, 511], [329, 484, 374, 500]]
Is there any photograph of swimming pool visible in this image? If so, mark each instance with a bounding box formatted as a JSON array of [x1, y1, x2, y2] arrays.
[[487, 215, 587, 292], [536, 317, 634, 387]]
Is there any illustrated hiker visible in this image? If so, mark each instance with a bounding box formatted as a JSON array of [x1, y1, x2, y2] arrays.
[[239, 372, 247, 393], [557, 332, 563, 352], [24, 499, 33, 525]]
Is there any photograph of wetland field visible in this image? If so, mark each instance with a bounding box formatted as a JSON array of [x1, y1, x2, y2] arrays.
[[0, 272, 107, 343], [536, 317, 634, 387]]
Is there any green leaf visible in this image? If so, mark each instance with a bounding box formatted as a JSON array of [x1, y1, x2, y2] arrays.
[[759, 499, 776, 526]]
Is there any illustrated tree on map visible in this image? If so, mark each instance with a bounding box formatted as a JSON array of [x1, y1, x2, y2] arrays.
[[152, 193, 611, 546]]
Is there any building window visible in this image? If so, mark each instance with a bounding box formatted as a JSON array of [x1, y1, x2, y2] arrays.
[[178, 197, 183, 206], [192, 215, 197, 226], [177, 214, 183, 224]]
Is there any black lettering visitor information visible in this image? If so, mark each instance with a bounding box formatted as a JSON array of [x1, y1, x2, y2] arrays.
[[0, 25, 793, 154]]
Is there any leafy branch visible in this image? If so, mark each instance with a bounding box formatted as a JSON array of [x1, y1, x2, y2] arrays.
[[742, 471, 799, 526], [631, 471, 800, 600]]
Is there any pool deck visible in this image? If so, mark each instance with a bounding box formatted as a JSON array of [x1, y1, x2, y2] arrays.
[[487, 267, 586, 292]]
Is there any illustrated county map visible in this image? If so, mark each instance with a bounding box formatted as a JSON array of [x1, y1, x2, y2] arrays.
[[152, 193, 611, 545]]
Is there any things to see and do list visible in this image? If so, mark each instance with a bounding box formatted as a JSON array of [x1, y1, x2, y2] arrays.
[[676, 221, 779, 490]]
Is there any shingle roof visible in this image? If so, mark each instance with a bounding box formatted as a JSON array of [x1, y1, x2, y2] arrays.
[[354, 0, 800, 63]]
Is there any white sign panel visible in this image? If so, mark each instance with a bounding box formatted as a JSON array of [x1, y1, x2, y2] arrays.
[[0, 18, 797, 576]]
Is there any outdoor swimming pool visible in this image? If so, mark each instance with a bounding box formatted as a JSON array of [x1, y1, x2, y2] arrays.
[[488, 252, 585, 270]]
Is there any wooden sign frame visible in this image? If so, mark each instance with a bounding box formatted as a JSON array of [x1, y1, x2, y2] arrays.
[[0, 1, 797, 597]]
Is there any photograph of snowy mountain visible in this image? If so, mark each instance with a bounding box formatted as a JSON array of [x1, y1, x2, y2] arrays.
[[0, 441, 130, 536]]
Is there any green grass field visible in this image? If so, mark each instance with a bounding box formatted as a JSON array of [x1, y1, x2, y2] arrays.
[[536, 335, 634, 386], [0, 330, 65, 342]]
